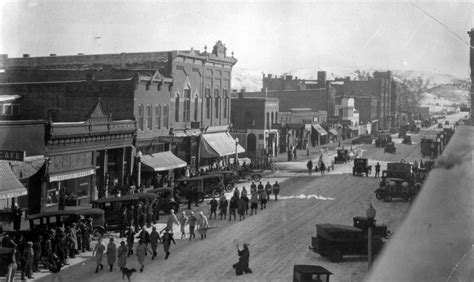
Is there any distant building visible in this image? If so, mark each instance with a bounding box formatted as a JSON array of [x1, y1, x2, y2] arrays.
[[262, 71, 327, 90], [413, 106, 431, 121]]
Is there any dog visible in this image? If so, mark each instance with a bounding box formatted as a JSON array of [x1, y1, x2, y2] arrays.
[[121, 267, 137, 281]]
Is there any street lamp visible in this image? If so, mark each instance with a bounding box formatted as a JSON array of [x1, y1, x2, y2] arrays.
[[137, 150, 142, 191], [235, 138, 239, 169], [366, 203, 376, 269]]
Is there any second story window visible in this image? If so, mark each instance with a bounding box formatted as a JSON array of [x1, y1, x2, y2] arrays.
[[155, 105, 161, 129], [137, 104, 144, 131], [214, 89, 219, 119], [163, 105, 169, 128], [183, 88, 191, 122], [175, 95, 180, 122], [205, 88, 211, 119], [146, 105, 152, 130], [223, 89, 229, 118], [194, 95, 198, 121]]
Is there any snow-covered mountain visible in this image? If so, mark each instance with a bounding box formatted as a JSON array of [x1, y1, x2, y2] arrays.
[[231, 67, 470, 112]]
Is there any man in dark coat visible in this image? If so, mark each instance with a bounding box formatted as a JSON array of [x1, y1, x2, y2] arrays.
[[219, 195, 228, 220], [375, 162, 381, 178], [12, 204, 22, 232], [307, 160, 313, 175], [208, 197, 218, 220], [233, 243, 252, 275], [229, 195, 238, 221], [136, 226, 150, 247]]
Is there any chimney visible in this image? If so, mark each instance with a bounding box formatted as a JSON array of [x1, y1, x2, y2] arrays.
[[23, 54, 30, 58], [50, 54, 56, 57]]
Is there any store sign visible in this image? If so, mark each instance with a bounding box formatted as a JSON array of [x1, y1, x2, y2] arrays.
[[0, 150, 25, 161], [230, 128, 247, 134], [49, 168, 95, 182], [49, 152, 93, 174]]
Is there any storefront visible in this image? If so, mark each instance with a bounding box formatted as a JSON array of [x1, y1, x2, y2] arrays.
[[311, 123, 328, 146], [139, 151, 187, 188], [199, 126, 245, 168], [0, 161, 28, 207], [328, 128, 339, 143]]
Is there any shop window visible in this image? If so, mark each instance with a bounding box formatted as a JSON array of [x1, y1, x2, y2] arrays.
[[194, 96, 199, 121], [175, 95, 180, 122], [155, 105, 161, 129], [183, 88, 191, 122], [137, 104, 144, 130], [47, 182, 59, 206], [163, 105, 169, 128]]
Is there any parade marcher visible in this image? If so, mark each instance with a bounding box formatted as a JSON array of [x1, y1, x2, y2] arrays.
[[250, 191, 259, 215], [259, 189, 268, 210], [164, 209, 179, 233], [120, 206, 129, 238], [250, 182, 257, 194], [161, 229, 176, 259], [150, 227, 161, 260], [92, 237, 105, 273], [233, 243, 252, 275], [117, 241, 128, 271], [241, 187, 249, 215], [136, 226, 150, 247], [33, 235, 42, 273], [238, 196, 246, 221], [197, 211, 209, 240], [229, 195, 238, 221], [135, 239, 148, 272], [257, 182, 264, 195], [320, 161, 326, 175], [106, 237, 116, 272], [219, 195, 228, 220], [126, 227, 135, 257], [375, 162, 381, 178], [208, 197, 218, 219], [307, 160, 313, 175], [178, 211, 188, 239], [22, 241, 34, 280], [6, 248, 17, 282], [272, 181, 280, 201], [265, 182, 272, 201], [188, 211, 197, 241]]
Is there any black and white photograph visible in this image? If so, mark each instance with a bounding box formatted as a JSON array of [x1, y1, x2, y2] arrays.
[[0, 0, 472, 281]]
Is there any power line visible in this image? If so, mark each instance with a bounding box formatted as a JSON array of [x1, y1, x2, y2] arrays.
[[409, 2, 471, 48]]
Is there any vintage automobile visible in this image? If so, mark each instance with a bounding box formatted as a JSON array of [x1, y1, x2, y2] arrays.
[[352, 158, 372, 176], [174, 174, 225, 201], [28, 209, 106, 238], [437, 123, 443, 128], [375, 134, 392, 148], [147, 187, 180, 214], [375, 177, 420, 202], [209, 170, 238, 192], [352, 216, 390, 238], [91, 193, 157, 231], [384, 142, 396, 153], [236, 168, 262, 182], [420, 138, 438, 159], [398, 125, 409, 138], [309, 223, 385, 263], [333, 149, 349, 164], [402, 136, 412, 145]]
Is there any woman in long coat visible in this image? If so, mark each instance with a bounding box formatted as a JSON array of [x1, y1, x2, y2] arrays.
[[135, 239, 148, 272], [92, 238, 105, 273], [106, 238, 116, 272], [117, 241, 128, 270]]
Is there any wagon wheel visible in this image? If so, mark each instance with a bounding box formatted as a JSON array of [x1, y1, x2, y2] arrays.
[[375, 191, 384, 200], [384, 194, 392, 202], [252, 174, 261, 182], [328, 248, 343, 263], [225, 184, 234, 193], [211, 189, 221, 198]]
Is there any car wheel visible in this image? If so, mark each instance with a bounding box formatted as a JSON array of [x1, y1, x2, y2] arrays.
[[328, 248, 343, 263], [174, 188, 182, 197], [384, 194, 392, 202], [211, 189, 221, 198], [375, 191, 384, 200], [225, 184, 234, 193], [253, 174, 261, 182]]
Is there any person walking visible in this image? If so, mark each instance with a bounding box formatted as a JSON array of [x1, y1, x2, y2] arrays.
[[250, 191, 259, 215], [149, 226, 161, 260], [135, 239, 148, 272], [208, 197, 218, 220], [178, 211, 189, 239], [219, 195, 228, 220], [152, 199, 160, 223], [164, 209, 179, 233], [120, 206, 129, 238], [125, 227, 135, 257], [272, 181, 280, 201], [69, 224, 78, 258], [117, 241, 128, 271], [161, 229, 176, 259], [92, 237, 105, 273], [238, 196, 246, 221], [257, 182, 264, 196], [137, 226, 150, 248], [146, 201, 154, 228], [12, 203, 22, 232], [188, 211, 197, 241], [241, 187, 249, 215], [6, 248, 17, 282], [106, 237, 116, 272], [32, 235, 42, 273], [259, 190, 267, 210], [320, 161, 326, 175], [197, 211, 209, 240], [250, 182, 257, 194], [307, 160, 313, 175], [265, 182, 272, 201], [233, 243, 252, 275], [375, 162, 381, 178], [229, 195, 238, 221], [22, 241, 34, 280]]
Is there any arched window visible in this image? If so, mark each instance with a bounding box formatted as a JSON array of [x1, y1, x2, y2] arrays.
[[163, 105, 169, 128], [146, 105, 152, 130], [155, 105, 161, 129], [194, 95, 199, 121], [214, 89, 220, 119], [223, 89, 229, 118], [175, 94, 180, 122], [137, 105, 144, 131], [183, 88, 191, 122], [205, 88, 211, 119]]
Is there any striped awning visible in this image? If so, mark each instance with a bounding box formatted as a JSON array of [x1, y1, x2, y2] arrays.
[[200, 132, 245, 158], [141, 151, 187, 172], [0, 161, 27, 199], [312, 124, 328, 136]]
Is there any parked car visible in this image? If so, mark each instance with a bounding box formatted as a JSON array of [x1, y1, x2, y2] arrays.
[[384, 142, 396, 153], [402, 136, 412, 145], [236, 168, 262, 182], [375, 177, 420, 202], [334, 149, 349, 164], [352, 158, 372, 176], [375, 134, 392, 148], [91, 193, 157, 231], [174, 174, 225, 200], [209, 170, 238, 192], [147, 187, 180, 214], [309, 223, 385, 262], [351, 135, 373, 145]]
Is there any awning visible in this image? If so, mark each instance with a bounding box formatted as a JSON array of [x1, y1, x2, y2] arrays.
[[9, 155, 46, 179], [312, 124, 328, 136], [200, 132, 245, 158], [141, 151, 187, 172], [329, 129, 338, 136], [0, 161, 27, 199]]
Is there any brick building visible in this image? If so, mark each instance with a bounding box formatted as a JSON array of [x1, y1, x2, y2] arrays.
[[262, 71, 327, 91]]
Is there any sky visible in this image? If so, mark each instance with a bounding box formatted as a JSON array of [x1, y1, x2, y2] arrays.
[[0, 0, 472, 78]]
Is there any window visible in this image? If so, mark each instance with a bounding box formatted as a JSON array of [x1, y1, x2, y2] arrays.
[[205, 88, 211, 119], [275, 112, 278, 124], [266, 112, 270, 129], [175, 95, 180, 122], [183, 88, 191, 122], [223, 89, 229, 118], [46, 109, 60, 122], [137, 105, 144, 130], [271, 112, 274, 129], [155, 105, 161, 129], [194, 96, 198, 121], [163, 105, 169, 128], [214, 89, 219, 119], [146, 105, 152, 130]]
